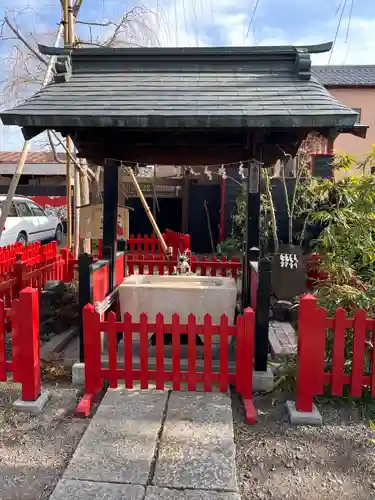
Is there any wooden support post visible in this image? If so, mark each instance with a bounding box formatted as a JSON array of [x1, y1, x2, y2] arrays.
[[254, 258, 271, 372], [242, 158, 261, 311], [103, 159, 119, 292], [78, 253, 94, 362]]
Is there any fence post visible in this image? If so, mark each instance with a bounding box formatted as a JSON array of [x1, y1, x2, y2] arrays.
[[240, 308, 256, 424], [254, 257, 271, 372], [78, 253, 94, 362], [17, 288, 41, 401], [296, 294, 320, 412], [83, 304, 102, 395], [13, 254, 24, 296], [60, 248, 70, 282]]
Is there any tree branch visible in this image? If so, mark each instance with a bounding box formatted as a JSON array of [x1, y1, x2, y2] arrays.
[[4, 14, 48, 66]]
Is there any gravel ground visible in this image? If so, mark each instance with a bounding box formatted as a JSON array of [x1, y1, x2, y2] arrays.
[[0, 382, 89, 500], [233, 392, 375, 500]]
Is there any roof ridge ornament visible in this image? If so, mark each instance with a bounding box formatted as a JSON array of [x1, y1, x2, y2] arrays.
[[54, 55, 72, 83], [294, 47, 311, 81]]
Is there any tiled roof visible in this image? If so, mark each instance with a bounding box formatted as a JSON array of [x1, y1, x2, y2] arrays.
[[0, 151, 66, 163], [312, 65, 375, 86], [0, 44, 358, 134]]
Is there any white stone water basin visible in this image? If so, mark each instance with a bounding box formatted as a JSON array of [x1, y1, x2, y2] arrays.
[[119, 274, 237, 344]]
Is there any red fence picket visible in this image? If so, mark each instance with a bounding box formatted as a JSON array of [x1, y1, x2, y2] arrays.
[[0, 288, 41, 402], [295, 294, 375, 413], [77, 307, 256, 424]]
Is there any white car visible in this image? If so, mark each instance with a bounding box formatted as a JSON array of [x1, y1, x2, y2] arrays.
[[0, 195, 63, 246]]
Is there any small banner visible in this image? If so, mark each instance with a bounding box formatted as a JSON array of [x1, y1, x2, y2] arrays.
[[271, 244, 307, 301]]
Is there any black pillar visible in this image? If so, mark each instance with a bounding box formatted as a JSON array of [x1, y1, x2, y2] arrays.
[[241, 159, 261, 310], [78, 253, 94, 362], [254, 257, 271, 371], [103, 159, 119, 292]]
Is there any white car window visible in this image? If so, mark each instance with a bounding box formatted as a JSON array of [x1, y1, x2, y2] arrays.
[[0, 202, 18, 217], [16, 201, 34, 216], [27, 202, 45, 217]]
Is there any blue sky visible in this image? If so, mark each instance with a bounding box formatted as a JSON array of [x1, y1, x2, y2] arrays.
[[0, 0, 374, 151]]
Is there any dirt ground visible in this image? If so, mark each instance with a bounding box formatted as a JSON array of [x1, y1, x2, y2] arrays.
[[233, 392, 375, 500], [0, 382, 89, 500]]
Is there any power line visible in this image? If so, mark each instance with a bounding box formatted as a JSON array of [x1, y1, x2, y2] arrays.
[[343, 0, 355, 63], [328, 0, 347, 64], [244, 0, 260, 42]]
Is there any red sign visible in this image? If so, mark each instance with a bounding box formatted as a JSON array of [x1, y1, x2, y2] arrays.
[[30, 196, 67, 220]]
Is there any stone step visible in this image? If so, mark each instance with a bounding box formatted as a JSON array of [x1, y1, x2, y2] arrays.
[[49, 388, 240, 500], [268, 320, 297, 360]]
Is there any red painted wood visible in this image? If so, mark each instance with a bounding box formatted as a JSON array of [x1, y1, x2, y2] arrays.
[[331, 308, 346, 396], [187, 314, 197, 391], [140, 313, 149, 389], [242, 308, 254, 399], [102, 368, 237, 386], [242, 398, 257, 424], [203, 314, 213, 392], [83, 304, 102, 395], [123, 312, 134, 389], [219, 314, 229, 393], [18, 288, 40, 401], [116, 254, 125, 286], [235, 314, 244, 395], [92, 263, 110, 303], [0, 301, 6, 381], [10, 299, 20, 382], [99, 319, 238, 336], [155, 313, 164, 390], [107, 311, 118, 389], [172, 313, 181, 390], [313, 306, 327, 395], [350, 309, 367, 397], [296, 295, 317, 412], [371, 330, 375, 397], [75, 394, 95, 418]]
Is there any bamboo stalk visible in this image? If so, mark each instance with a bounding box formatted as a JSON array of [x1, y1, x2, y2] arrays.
[[64, 0, 72, 249], [126, 167, 169, 255]]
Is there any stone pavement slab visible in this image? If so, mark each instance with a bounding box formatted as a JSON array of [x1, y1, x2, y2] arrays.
[[145, 486, 241, 500], [49, 479, 145, 499], [153, 392, 238, 492], [64, 388, 168, 485]]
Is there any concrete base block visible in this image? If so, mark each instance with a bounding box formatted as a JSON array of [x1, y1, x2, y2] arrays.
[[252, 367, 274, 392], [72, 362, 85, 387], [13, 391, 50, 414], [285, 400, 323, 426]]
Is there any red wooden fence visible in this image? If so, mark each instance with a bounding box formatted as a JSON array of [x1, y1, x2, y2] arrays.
[[0, 288, 41, 402], [126, 254, 241, 280], [92, 231, 191, 259], [296, 294, 375, 413], [0, 242, 73, 308], [77, 306, 256, 424]]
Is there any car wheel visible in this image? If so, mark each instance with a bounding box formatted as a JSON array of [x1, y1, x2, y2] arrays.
[[55, 225, 63, 244], [16, 232, 27, 245]]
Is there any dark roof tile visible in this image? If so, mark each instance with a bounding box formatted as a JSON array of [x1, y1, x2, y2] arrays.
[[312, 65, 375, 86], [0, 45, 359, 133]]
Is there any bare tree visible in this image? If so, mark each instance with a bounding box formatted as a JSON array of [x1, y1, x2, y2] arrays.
[[0, 2, 170, 247]]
